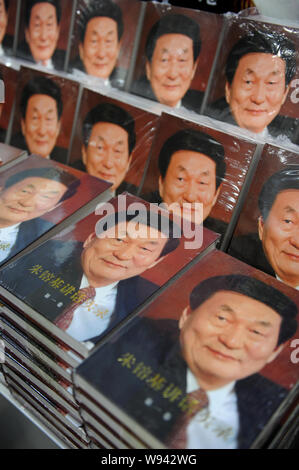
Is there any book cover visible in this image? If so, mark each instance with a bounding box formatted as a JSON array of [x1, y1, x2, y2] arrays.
[[204, 17, 299, 147], [228, 143, 299, 291], [0, 193, 219, 356], [140, 112, 257, 240], [16, 0, 73, 71], [0, 63, 19, 143], [130, 2, 223, 112], [68, 89, 160, 198], [9, 66, 80, 164], [68, 0, 142, 90], [0, 153, 110, 266], [75, 250, 299, 449]]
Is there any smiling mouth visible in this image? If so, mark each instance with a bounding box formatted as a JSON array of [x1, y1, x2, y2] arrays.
[[245, 109, 267, 115], [7, 206, 29, 215], [163, 84, 180, 90], [97, 172, 115, 180], [283, 252, 299, 261], [206, 346, 239, 361], [103, 259, 127, 269], [34, 140, 49, 146]]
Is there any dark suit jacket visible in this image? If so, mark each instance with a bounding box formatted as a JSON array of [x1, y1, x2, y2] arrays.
[[0, 240, 159, 345], [206, 97, 299, 146], [1, 35, 14, 56], [82, 318, 288, 448], [130, 75, 204, 113], [10, 132, 67, 164], [0, 217, 54, 266], [228, 232, 275, 278], [69, 56, 127, 89], [16, 41, 65, 70]]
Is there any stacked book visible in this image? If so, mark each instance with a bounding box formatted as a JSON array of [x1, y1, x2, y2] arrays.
[[0, 189, 219, 448], [0, 153, 112, 448], [73, 250, 299, 449]]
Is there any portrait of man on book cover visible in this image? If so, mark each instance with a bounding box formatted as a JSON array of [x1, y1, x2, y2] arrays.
[[69, 0, 141, 89], [85, 253, 299, 449], [229, 145, 299, 291], [69, 90, 159, 197], [141, 113, 256, 239], [206, 21, 299, 146], [9, 68, 79, 164], [16, 0, 72, 71], [0, 160, 80, 265], [130, 4, 222, 112], [0, 0, 18, 57]]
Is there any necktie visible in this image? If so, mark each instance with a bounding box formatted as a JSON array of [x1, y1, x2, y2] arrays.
[[55, 286, 96, 331], [167, 388, 209, 449]]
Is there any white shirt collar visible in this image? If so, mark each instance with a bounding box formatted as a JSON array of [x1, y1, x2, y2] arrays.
[[37, 58, 54, 70], [0, 222, 21, 235], [80, 274, 119, 293], [0, 44, 4, 57], [186, 368, 236, 415]]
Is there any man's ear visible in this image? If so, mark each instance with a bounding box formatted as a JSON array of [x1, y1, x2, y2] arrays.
[[146, 60, 152, 82], [55, 119, 61, 139], [179, 306, 191, 330], [25, 28, 30, 45], [212, 183, 222, 209], [266, 343, 285, 365], [79, 43, 84, 62], [158, 175, 164, 200], [191, 57, 200, 82], [83, 232, 96, 249], [258, 216, 264, 242], [125, 153, 132, 173], [225, 81, 231, 104], [116, 39, 122, 57], [282, 84, 290, 106], [82, 145, 87, 166]]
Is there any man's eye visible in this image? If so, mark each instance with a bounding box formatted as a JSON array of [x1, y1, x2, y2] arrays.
[[177, 177, 185, 182], [283, 219, 293, 224], [250, 329, 263, 336], [216, 315, 227, 322]]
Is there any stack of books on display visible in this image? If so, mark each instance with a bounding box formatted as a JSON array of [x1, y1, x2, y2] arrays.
[[0, 190, 220, 448], [0, 143, 28, 171], [73, 251, 299, 450]]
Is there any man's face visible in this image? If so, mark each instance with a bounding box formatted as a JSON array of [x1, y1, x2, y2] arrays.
[[225, 53, 289, 134], [0, 0, 8, 45], [21, 93, 61, 159], [146, 33, 197, 107], [25, 2, 60, 64], [0, 176, 67, 227], [81, 221, 168, 287], [82, 121, 131, 191], [179, 291, 283, 390], [79, 16, 120, 79], [258, 189, 299, 289], [159, 149, 220, 223]]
